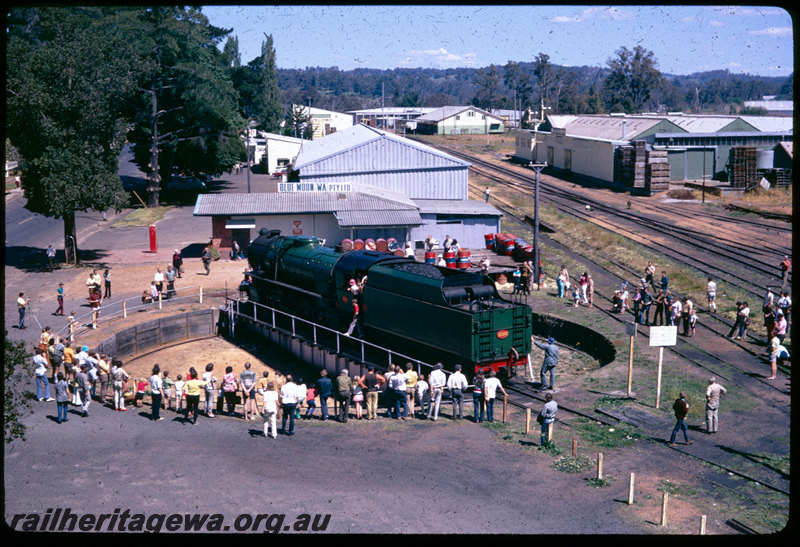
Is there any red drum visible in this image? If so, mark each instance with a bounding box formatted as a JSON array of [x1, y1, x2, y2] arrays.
[[457, 250, 471, 269], [365, 238, 376, 250], [341, 239, 353, 252], [484, 233, 495, 250], [376, 238, 388, 252], [445, 250, 457, 268], [353, 239, 365, 250], [424, 252, 436, 264]]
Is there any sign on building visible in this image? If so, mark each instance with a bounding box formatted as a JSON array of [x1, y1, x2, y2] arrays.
[[278, 182, 353, 193]]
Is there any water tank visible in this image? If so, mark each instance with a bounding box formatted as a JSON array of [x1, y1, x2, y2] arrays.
[[756, 149, 774, 170]]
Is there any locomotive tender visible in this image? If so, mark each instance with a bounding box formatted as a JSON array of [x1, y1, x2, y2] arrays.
[[246, 229, 532, 375]]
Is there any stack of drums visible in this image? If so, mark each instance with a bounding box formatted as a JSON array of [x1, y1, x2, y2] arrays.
[[364, 238, 377, 250], [425, 252, 436, 264], [444, 250, 457, 268], [341, 239, 353, 252], [514, 239, 533, 261], [495, 234, 516, 256], [484, 233, 495, 251], [353, 239, 365, 250], [457, 249, 471, 269], [376, 238, 388, 252]]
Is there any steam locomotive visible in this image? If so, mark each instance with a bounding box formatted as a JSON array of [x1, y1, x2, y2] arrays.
[[244, 229, 532, 374]]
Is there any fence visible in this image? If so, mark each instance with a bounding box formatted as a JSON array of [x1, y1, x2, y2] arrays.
[[54, 284, 214, 343]]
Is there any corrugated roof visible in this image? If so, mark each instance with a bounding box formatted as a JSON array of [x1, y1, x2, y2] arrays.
[[335, 210, 422, 227], [413, 199, 502, 216], [664, 116, 743, 133], [193, 184, 422, 228], [414, 105, 504, 123], [562, 116, 663, 140], [739, 116, 793, 132], [293, 123, 470, 169]]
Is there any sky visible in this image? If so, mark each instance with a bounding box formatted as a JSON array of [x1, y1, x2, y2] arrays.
[[201, 5, 794, 77]]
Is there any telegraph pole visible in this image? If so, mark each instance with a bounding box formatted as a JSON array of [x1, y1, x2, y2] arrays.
[[529, 161, 547, 287]]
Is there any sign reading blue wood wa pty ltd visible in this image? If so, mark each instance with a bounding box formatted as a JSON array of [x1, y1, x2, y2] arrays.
[[278, 182, 353, 193]]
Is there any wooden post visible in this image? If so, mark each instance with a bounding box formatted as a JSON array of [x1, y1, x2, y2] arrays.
[[547, 421, 553, 442], [700, 515, 706, 535], [92, 310, 97, 330], [69, 320, 74, 341], [502, 396, 507, 423], [655, 347, 664, 409], [199, 285, 203, 304], [572, 436, 577, 457], [597, 452, 604, 479], [158, 290, 163, 310], [525, 408, 531, 434], [628, 473, 635, 505], [660, 492, 669, 526], [627, 334, 635, 397], [123, 299, 127, 318]]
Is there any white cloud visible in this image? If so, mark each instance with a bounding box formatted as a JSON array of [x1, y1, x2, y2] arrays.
[[552, 6, 635, 24], [749, 27, 793, 38], [402, 47, 478, 68]]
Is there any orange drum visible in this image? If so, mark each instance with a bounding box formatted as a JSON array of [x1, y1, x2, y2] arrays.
[[353, 239, 365, 250], [341, 239, 353, 252]]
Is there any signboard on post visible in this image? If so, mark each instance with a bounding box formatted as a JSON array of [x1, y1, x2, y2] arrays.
[[649, 326, 677, 408], [649, 326, 677, 347]]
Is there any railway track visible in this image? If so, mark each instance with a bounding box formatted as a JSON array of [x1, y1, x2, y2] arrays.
[[426, 142, 792, 300]]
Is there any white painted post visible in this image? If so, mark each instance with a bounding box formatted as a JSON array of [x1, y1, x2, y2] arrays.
[[660, 492, 669, 526], [628, 473, 635, 505], [199, 285, 203, 304], [597, 452, 604, 479], [700, 515, 706, 535], [158, 291, 162, 310], [123, 299, 127, 318], [656, 347, 664, 409]]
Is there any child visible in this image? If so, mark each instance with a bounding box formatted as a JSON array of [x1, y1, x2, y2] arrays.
[[295, 378, 307, 419], [352, 375, 364, 420], [689, 309, 697, 338], [304, 385, 317, 419], [173, 374, 185, 412], [162, 371, 174, 410], [67, 311, 77, 342], [572, 284, 581, 307], [136, 380, 149, 407]]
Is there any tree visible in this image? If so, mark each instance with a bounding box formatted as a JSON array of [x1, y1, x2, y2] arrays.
[[5, 331, 32, 442], [533, 53, 554, 116], [472, 64, 502, 109], [6, 7, 138, 264], [126, 7, 244, 206], [251, 34, 284, 133], [221, 35, 241, 68], [603, 45, 664, 113]]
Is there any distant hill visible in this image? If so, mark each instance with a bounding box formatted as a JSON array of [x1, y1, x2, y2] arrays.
[[277, 64, 792, 116]]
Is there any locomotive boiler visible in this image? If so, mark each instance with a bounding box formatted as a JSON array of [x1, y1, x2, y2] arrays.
[[245, 229, 532, 374]]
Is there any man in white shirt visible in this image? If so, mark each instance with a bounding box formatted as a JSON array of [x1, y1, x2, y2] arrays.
[[447, 365, 469, 420], [706, 277, 717, 313], [280, 374, 300, 435], [33, 348, 54, 401], [427, 363, 447, 421], [388, 367, 408, 419], [482, 370, 507, 423], [446, 364, 469, 420]]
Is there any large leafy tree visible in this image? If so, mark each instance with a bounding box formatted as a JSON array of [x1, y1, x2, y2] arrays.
[[4, 332, 33, 442], [603, 45, 664, 113], [472, 64, 502, 109], [533, 53, 554, 117], [126, 7, 244, 206], [6, 7, 139, 264]]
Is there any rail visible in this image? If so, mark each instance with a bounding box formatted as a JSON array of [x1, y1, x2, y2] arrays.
[[54, 284, 210, 343], [225, 296, 444, 378]]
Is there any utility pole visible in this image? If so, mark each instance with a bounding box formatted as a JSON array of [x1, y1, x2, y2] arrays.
[[529, 161, 547, 287]]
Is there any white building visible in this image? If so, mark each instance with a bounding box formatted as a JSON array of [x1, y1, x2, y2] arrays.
[[295, 105, 355, 139]]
